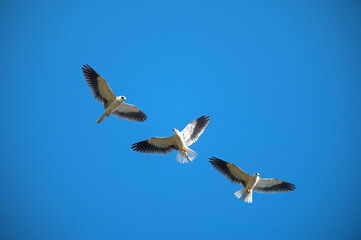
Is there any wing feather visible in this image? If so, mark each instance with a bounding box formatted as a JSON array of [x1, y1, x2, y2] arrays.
[[181, 115, 210, 146], [82, 64, 116, 105], [112, 103, 147, 122], [132, 136, 176, 154], [209, 157, 250, 187], [254, 178, 296, 194]]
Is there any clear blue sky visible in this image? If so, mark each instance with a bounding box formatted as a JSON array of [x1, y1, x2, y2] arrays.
[[1, 1, 361, 239]]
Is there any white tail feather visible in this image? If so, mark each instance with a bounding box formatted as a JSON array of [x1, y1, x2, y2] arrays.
[[234, 189, 253, 203], [176, 147, 197, 163]]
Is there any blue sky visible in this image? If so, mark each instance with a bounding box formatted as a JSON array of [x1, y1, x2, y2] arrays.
[[1, 0, 361, 239]]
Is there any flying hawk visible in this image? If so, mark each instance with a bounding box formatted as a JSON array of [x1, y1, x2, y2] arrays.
[[209, 157, 295, 203], [132, 115, 210, 163], [82, 64, 147, 124]]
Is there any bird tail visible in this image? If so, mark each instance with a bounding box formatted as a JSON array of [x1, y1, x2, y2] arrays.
[[176, 147, 197, 163], [234, 189, 253, 203], [96, 112, 107, 124]]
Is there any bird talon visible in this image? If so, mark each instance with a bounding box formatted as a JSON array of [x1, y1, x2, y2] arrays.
[[247, 189, 252, 193], [182, 146, 187, 152]]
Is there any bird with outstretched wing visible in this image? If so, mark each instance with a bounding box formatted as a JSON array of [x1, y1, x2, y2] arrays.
[[132, 115, 210, 163], [82, 64, 147, 124], [209, 157, 295, 203]]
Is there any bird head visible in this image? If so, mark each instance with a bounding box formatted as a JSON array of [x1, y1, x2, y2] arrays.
[[255, 173, 260, 177], [173, 128, 179, 134], [121, 96, 126, 100]]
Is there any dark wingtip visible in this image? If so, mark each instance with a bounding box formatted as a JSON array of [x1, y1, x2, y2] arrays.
[[82, 64, 91, 71], [131, 140, 152, 153], [285, 182, 296, 191], [131, 141, 142, 151], [138, 112, 147, 122], [209, 157, 229, 172], [82, 64, 105, 103], [209, 157, 225, 165], [276, 181, 296, 193], [199, 115, 210, 127], [209, 156, 218, 163], [200, 115, 210, 122], [209, 157, 244, 185]]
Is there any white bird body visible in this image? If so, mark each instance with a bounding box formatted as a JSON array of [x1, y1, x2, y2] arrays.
[[238, 173, 260, 203], [172, 128, 197, 163], [245, 174, 260, 191], [107, 96, 125, 113], [173, 129, 186, 149], [97, 96, 126, 124]]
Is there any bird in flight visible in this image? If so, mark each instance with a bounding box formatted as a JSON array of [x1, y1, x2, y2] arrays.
[[132, 115, 210, 163], [209, 157, 295, 203], [82, 64, 147, 124]]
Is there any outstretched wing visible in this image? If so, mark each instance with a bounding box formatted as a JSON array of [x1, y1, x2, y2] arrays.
[[209, 157, 250, 187], [112, 103, 147, 122], [254, 179, 296, 194], [132, 136, 177, 154], [82, 64, 116, 106], [181, 115, 210, 146]]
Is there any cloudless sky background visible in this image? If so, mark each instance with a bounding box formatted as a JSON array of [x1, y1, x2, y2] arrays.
[[1, 0, 361, 239]]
